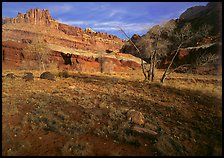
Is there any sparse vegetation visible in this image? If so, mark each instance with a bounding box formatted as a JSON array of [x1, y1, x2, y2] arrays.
[[23, 36, 50, 71], [2, 69, 222, 156], [58, 70, 70, 78], [2, 2, 222, 156], [161, 23, 212, 83]]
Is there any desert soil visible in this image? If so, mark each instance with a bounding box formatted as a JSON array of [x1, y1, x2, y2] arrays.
[[2, 70, 222, 156]]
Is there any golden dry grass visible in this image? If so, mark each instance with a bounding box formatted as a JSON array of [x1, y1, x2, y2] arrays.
[[2, 69, 222, 156]]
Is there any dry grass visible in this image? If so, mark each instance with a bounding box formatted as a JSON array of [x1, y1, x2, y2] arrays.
[[2, 69, 222, 156]]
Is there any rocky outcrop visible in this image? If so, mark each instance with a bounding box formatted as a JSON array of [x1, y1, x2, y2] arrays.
[[158, 42, 221, 75], [130, 34, 141, 43], [120, 34, 142, 58], [2, 8, 124, 53], [58, 23, 83, 36], [127, 110, 145, 126], [179, 6, 207, 20], [2, 40, 141, 73], [2, 8, 142, 73], [179, 2, 222, 35], [2, 41, 25, 69], [120, 2, 222, 75], [85, 27, 95, 33], [2, 8, 55, 27]]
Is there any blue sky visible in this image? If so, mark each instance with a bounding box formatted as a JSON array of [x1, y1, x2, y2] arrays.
[[2, 2, 208, 39]]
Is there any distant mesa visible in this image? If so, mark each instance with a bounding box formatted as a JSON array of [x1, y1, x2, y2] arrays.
[[2, 8, 122, 42], [2, 8, 131, 72], [2, 8, 53, 26]]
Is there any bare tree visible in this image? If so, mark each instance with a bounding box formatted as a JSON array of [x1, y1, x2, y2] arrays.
[[160, 23, 212, 83], [99, 54, 103, 73], [119, 21, 176, 81], [119, 22, 211, 82], [119, 27, 147, 79], [24, 36, 50, 71], [196, 52, 218, 66], [139, 20, 176, 81], [161, 23, 193, 83]]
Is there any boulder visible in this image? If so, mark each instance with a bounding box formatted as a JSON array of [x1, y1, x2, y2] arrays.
[[22, 72, 34, 81], [131, 125, 159, 138], [6, 73, 15, 79], [127, 110, 145, 125], [40, 72, 55, 81]]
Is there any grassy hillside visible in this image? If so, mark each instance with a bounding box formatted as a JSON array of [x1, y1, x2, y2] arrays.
[[2, 69, 222, 156]]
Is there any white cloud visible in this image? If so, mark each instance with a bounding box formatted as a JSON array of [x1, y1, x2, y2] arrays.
[[107, 9, 127, 18], [93, 21, 154, 33], [93, 21, 123, 26], [58, 18, 155, 35], [92, 27, 118, 31], [57, 19, 93, 25]]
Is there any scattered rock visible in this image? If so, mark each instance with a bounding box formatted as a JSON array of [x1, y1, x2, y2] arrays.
[[131, 125, 159, 139], [22, 72, 34, 81], [68, 86, 76, 90], [40, 72, 55, 81], [6, 73, 15, 79], [127, 109, 145, 125]]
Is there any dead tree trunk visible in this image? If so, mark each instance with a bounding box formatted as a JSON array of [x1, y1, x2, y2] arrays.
[[148, 55, 153, 80], [161, 43, 182, 83], [151, 52, 157, 82], [40, 57, 46, 71], [119, 27, 147, 80], [100, 54, 103, 73], [151, 36, 158, 82], [147, 70, 150, 80]]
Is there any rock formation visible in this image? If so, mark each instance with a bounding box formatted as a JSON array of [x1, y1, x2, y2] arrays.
[[2, 8, 124, 53], [2, 40, 141, 73], [2, 8, 143, 73], [120, 2, 222, 75], [2, 8, 54, 26]]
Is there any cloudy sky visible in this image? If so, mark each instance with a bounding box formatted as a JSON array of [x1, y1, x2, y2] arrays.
[[2, 2, 208, 39]]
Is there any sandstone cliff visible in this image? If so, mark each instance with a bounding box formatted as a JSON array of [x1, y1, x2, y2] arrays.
[[2, 8, 124, 53], [2, 8, 55, 27], [2, 8, 143, 72]]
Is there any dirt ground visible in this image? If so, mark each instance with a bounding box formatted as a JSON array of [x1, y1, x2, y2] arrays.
[[2, 69, 222, 156]]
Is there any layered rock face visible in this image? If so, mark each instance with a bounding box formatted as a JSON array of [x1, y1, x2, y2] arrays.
[[2, 8, 122, 42], [2, 40, 141, 73], [2, 8, 140, 72], [2, 8, 124, 52], [2, 8, 54, 26]]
